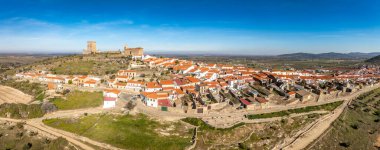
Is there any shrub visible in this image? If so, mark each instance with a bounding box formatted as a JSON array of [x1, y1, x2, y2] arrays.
[[126, 101, 136, 110], [339, 142, 350, 148], [47, 137, 70, 150], [350, 123, 359, 129]]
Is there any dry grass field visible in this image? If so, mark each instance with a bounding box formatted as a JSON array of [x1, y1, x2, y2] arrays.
[[0, 85, 33, 104]]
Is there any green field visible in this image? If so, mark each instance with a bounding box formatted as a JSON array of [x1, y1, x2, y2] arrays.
[[247, 101, 343, 119], [50, 91, 103, 110], [43, 114, 193, 150]]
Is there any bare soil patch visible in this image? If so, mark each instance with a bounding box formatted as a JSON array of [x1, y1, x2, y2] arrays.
[[0, 85, 33, 104]]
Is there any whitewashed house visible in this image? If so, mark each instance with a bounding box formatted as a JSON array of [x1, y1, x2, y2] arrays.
[[103, 89, 121, 108]]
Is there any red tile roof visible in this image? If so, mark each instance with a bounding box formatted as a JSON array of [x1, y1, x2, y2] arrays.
[[158, 99, 171, 107], [104, 97, 117, 101], [240, 98, 251, 105], [255, 97, 269, 103], [104, 89, 121, 94]]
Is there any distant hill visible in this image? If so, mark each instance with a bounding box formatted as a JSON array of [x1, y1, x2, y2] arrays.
[[277, 52, 380, 60], [365, 55, 380, 63]]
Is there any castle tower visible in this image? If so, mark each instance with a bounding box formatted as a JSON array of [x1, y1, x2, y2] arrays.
[[87, 41, 97, 54], [83, 41, 98, 54]]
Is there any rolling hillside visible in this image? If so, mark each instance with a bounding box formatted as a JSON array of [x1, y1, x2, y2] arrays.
[[278, 52, 380, 60], [366, 55, 380, 63]]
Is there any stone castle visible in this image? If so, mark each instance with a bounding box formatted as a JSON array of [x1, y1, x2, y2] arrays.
[[124, 44, 143, 58], [83, 41, 144, 58], [83, 41, 98, 54]]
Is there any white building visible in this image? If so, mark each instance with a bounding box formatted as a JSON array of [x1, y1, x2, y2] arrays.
[[103, 89, 121, 108], [103, 97, 117, 108]]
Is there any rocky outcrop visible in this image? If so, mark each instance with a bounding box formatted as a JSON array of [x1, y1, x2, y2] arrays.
[[374, 135, 380, 148]]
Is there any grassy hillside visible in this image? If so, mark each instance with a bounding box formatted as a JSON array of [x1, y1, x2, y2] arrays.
[[366, 55, 380, 63], [308, 88, 380, 150], [43, 114, 193, 150], [49, 55, 130, 75], [184, 114, 323, 149], [0, 121, 75, 150], [0, 103, 45, 119]]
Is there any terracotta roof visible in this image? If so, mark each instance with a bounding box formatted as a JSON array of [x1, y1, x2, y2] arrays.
[[127, 80, 143, 85], [144, 92, 169, 100], [116, 76, 130, 79], [174, 89, 185, 94], [104, 89, 121, 94], [146, 82, 161, 88], [158, 99, 171, 107], [47, 82, 55, 90], [162, 87, 175, 91], [78, 76, 87, 79], [160, 80, 174, 85], [240, 98, 251, 105], [84, 79, 97, 84], [255, 97, 269, 103], [186, 76, 200, 83], [173, 79, 186, 85]]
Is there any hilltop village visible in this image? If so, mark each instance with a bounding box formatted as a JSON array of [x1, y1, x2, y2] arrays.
[[12, 41, 380, 115], [2, 41, 380, 149]]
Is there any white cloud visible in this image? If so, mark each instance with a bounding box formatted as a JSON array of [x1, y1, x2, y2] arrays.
[[0, 17, 59, 28]]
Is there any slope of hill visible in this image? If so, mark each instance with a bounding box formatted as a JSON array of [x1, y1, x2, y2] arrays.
[[365, 55, 380, 63], [0, 86, 32, 104], [278, 52, 380, 60], [308, 88, 380, 150]]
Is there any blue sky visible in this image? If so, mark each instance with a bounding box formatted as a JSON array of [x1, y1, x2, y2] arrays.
[[0, 0, 379, 54]]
